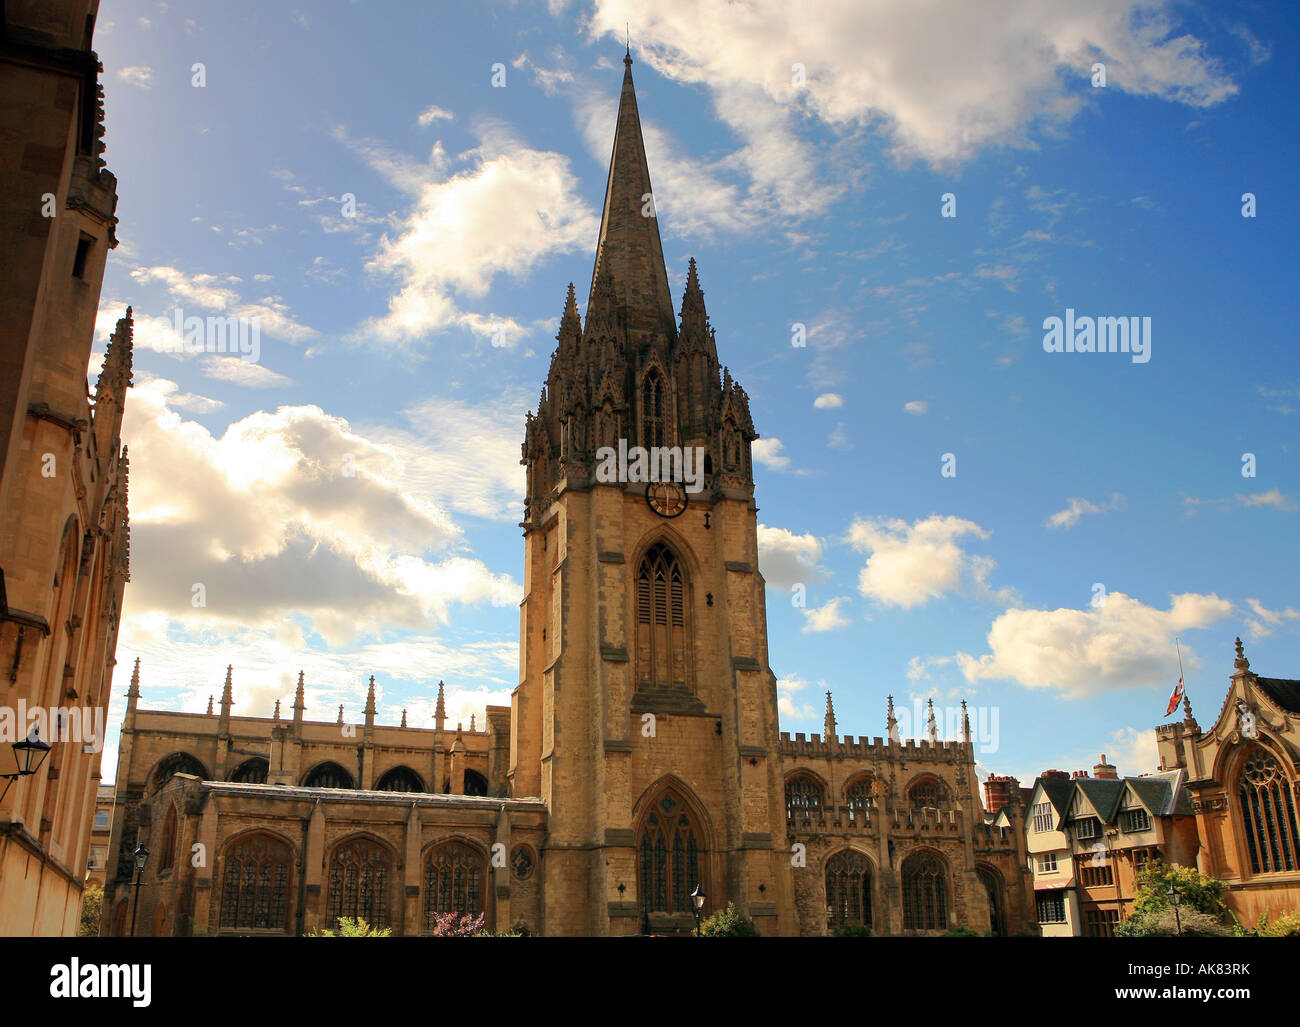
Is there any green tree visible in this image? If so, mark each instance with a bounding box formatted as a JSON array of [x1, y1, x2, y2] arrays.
[[1115, 861, 1230, 937], [698, 902, 760, 937], [78, 884, 103, 938]]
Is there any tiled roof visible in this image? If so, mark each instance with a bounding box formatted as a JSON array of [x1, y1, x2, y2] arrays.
[[1256, 677, 1300, 715]]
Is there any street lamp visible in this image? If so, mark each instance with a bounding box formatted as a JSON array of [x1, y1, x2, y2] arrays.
[[1167, 882, 1183, 937], [0, 727, 52, 801], [129, 844, 149, 938], [690, 884, 706, 937]]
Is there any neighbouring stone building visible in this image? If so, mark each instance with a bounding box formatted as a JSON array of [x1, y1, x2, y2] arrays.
[[0, 0, 132, 936], [1155, 639, 1300, 926], [99, 50, 1035, 938]]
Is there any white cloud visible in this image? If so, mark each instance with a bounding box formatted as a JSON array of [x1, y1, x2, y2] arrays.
[[1242, 598, 1300, 642], [1046, 492, 1125, 529], [118, 66, 154, 89], [347, 122, 598, 345], [955, 591, 1232, 697], [417, 104, 455, 126], [756, 524, 829, 591], [118, 380, 520, 647], [813, 393, 843, 409], [903, 400, 928, 415], [776, 675, 819, 722], [588, 0, 1236, 166], [200, 356, 293, 389], [802, 596, 851, 634], [848, 514, 1011, 609], [752, 437, 792, 471], [1238, 489, 1298, 512]]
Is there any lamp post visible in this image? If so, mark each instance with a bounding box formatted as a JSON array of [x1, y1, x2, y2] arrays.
[[690, 884, 706, 937], [0, 727, 52, 802], [129, 844, 149, 938], [1167, 882, 1183, 937]]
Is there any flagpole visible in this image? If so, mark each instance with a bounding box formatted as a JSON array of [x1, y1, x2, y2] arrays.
[[1175, 636, 1185, 685]]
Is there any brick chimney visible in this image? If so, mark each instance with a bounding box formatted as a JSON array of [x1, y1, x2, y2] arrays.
[[1093, 754, 1118, 779], [984, 774, 1014, 814], [1040, 769, 1070, 781]]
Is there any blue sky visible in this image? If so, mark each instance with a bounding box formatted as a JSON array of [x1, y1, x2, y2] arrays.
[[91, 1, 1299, 787]]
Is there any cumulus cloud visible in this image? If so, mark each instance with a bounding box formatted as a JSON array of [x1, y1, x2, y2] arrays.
[[119, 379, 520, 647], [903, 400, 928, 415], [848, 514, 1012, 609], [752, 437, 792, 471], [1241, 598, 1300, 642], [1046, 492, 1125, 529], [118, 66, 153, 89], [776, 675, 819, 722], [955, 591, 1232, 697], [802, 596, 851, 634], [756, 524, 829, 591], [200, 356, 293, 388], [587, 0, 1236, 165], [346, 121, 598, 345], [417, 104, 455, 126], [813, 393, 843, 409]]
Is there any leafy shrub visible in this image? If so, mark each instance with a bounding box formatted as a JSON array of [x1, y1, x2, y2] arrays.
[[309, 916, 392, 937], [1115, 908, 1232, 938], [829, 922, 872, 937], [941, 926, 981, 937], [430, 911, 486, 937], [699, 902, 760, 937], [79, 884, 103, 937]]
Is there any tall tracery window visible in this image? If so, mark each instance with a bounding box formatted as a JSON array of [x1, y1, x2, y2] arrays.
[[218, 833, 292, 933], [642, 371, 665, 448], [825, 850, 872, 930], [1238, 747, 1299, 874], [635, 543, 690, 691], [422, 842, 485, 931], [638, 790, 702, 914], [845, 775, 875, 822], [326, 838, 392, 930], [785, 774, 824, 820], [901, 852, 948, 931]]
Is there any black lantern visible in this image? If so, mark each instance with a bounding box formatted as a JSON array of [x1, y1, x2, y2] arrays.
[[0, 727, 52, 800], [690, 883, 706, 936]]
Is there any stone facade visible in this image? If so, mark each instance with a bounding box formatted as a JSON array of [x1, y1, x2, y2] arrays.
[[0, 0, 131, 936], [1155, 639, 1300, 926], [97, 51, 1036, 938]]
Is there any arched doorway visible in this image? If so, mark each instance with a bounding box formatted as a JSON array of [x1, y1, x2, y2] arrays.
[[977, 865, 1005, 936]]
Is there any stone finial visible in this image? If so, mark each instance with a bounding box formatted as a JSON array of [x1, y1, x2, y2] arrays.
[[337, 704, 344, 726], [273, 699, 281, 721], [206, 695, 214, 715], [1182, 692, 1197, 725], [434, 680, 447, 732], [401, 709, 407, 728], [293, 670, 306, 717], [823, 691, 837, 740], [221, 665, 233, 706], [926, 697, 938, 742], [128, 656, 141, 696], [1234, 637, 1250, 672], [887, 695, 900, 744], [470, 713, 476, 732], [365, 675, 377, 716], [961, 699, 971, 743]]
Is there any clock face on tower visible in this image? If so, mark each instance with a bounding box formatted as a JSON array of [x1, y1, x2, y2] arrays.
[[646, 481, 688, 518]]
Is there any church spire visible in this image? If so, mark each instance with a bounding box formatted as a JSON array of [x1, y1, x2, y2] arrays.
[[588, 49, 675, 342]]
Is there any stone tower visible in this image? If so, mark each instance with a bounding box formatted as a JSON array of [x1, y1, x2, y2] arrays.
[[514, 50, 794, 935]]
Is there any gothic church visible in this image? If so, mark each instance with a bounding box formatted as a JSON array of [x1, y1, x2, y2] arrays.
[[101, 53, 1035, 938]]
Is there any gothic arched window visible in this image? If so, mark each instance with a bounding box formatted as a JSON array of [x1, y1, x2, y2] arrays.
[[302, 762, 353, 789], [785, 774, 825, 820], [845, 775, 875, 822], [326, 837, 392, 930], [376, 766, 424, 793], [901, 851, 948, 931], [825, 850, 872, 931], [908, 776, 947, 809], [463, 770, 489, 796], [230, 757, 268, 784], [1238, 747, 1299, 874], [635, 543, 690, 691], [642, 371, 665, 448], [422, 842, 486, 931], [218, 833, 293, 933], [151, 752, 208, 792], [637, 789, 702, 914]]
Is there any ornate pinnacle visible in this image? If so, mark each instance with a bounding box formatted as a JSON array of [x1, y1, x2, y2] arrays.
[[961, 699, 971, 743], [206, 695, 214, 715], [823, 690, 837, 740], [221, 665, 233, 706], [1234, 636, 1250, 672], [337, 704, 344, 726], [401, 709, 408, 728], [365, 675, 377, 716], [926, 697, 938, 742], [127, 656, 140, 697], [273, 699, 281, 721], [293, 670, 306, 713]]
